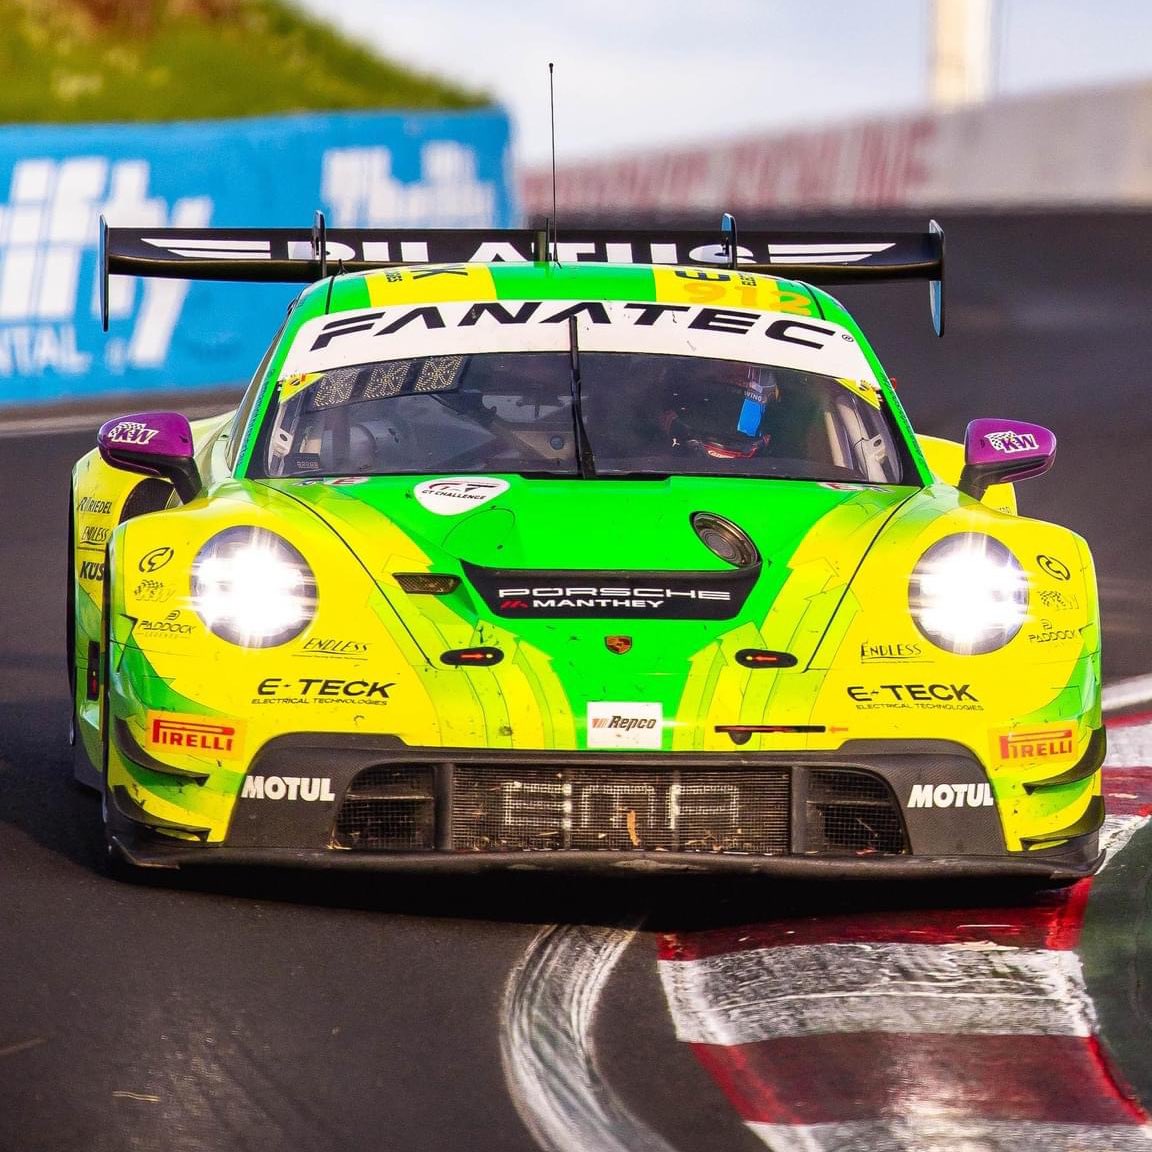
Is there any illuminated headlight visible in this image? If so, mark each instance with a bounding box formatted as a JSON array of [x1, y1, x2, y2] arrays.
[[909, 533, 1027, 654], [192, 527, 317, 648]]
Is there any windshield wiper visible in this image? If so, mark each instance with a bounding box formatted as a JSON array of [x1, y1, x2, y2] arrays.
[[567, 316, 597, 479]]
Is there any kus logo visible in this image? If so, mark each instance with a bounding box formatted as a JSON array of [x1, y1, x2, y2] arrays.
[[0, 157, 211, 378], [147, 712, 244, 758], [998, 727, 1075, 761], [79, 560, 105, 581], [241, 775, 336, 802]]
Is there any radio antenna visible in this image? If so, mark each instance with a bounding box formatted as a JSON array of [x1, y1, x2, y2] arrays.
[[548, 62, 558, 263]]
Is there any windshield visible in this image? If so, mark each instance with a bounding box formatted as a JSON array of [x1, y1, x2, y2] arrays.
[[255, 351, 911, 483]]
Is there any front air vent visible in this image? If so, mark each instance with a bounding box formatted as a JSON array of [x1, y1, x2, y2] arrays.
[[334, 765, 436, 850], [450, 764, 790, 854], [806, 769, 908, 855]]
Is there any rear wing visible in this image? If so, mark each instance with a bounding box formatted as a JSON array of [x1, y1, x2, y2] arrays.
[[99, 213, 946, 336]]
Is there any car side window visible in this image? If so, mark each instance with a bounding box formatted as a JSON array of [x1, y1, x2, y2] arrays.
[[226, 313, 291, 471]]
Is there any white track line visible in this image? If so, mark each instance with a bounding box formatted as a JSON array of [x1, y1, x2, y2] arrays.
[[500, 924, 680, 1152], [1103, 674, 1152, 713], [661, 943, 1095, 1044], [748, 1119, 1152, 1152]]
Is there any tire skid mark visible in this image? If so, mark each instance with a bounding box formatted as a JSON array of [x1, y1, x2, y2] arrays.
[[658, 717, 1152, 1151], [501, 924, 680, 1152]]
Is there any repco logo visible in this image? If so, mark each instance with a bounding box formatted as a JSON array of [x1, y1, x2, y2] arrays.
[[590, 715, 658, 732], [241, 776, 336, 802], [907, 782, 995, 809]]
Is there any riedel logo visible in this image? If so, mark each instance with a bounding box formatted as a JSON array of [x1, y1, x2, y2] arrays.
[[0, 157, 211, 377]]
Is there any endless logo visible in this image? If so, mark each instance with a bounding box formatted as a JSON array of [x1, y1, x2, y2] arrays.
[[241, 776, 336, 802], [907, 782, 995, 809]]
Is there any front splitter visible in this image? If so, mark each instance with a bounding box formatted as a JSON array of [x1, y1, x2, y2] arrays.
[[110, 833, 1102, 884]]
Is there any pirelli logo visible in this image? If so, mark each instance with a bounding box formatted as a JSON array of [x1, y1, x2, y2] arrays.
[[147, 712, 245, 759], [997, 726, 1075, 761]]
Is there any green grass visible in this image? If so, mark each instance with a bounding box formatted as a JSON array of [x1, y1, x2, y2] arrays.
[[0, 0, 488, 122]]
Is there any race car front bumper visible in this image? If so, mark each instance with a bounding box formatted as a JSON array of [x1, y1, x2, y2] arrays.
[[107, 730, 1107, 882]]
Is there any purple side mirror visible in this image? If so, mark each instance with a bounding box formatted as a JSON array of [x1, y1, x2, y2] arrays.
[[959, 418, 1056, 501], [97, 411, 202, 504]]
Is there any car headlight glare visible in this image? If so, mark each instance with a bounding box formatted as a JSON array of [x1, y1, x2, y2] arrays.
[[909, 533, 1027, 654], [192, 527, 317, 648]]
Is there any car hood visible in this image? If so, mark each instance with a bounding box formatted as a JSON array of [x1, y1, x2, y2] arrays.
[[266, 474, 916, 669]]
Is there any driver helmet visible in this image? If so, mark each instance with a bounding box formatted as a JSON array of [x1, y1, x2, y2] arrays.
[[661, 362, 781, 459]]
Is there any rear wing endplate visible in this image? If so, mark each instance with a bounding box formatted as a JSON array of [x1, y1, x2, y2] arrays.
[[99, 212, 946, 336]]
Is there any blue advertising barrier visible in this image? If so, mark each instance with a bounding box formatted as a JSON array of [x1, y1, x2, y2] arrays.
[[0, 108, 515, 406]]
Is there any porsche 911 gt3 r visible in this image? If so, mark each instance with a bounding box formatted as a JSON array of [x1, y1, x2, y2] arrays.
[[68, 218, 1104, 880]]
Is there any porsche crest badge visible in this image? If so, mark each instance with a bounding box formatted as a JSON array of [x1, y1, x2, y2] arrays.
[[605, 635, 633, 654]]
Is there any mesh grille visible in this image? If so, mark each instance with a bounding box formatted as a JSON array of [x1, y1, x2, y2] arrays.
[[334, 766, 436, 850], [451, 764, 790, 854], [806, 769, 907, 855]]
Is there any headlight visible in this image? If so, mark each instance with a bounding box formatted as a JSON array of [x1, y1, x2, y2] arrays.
[[909, 533, 1027, 654], [192, 527, 317, 647]]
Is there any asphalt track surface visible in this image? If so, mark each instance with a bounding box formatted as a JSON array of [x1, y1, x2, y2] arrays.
[[0, 209, 1150, 1152]]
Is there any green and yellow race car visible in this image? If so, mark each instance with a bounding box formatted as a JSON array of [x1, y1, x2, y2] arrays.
[[68, 218, 1103, 880]]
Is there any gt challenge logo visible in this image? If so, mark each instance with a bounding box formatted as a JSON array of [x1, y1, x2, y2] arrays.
[[0, 158, 211, 376]]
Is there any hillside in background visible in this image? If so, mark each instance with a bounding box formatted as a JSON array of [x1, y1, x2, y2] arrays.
[[0, 0, 486, 121]]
